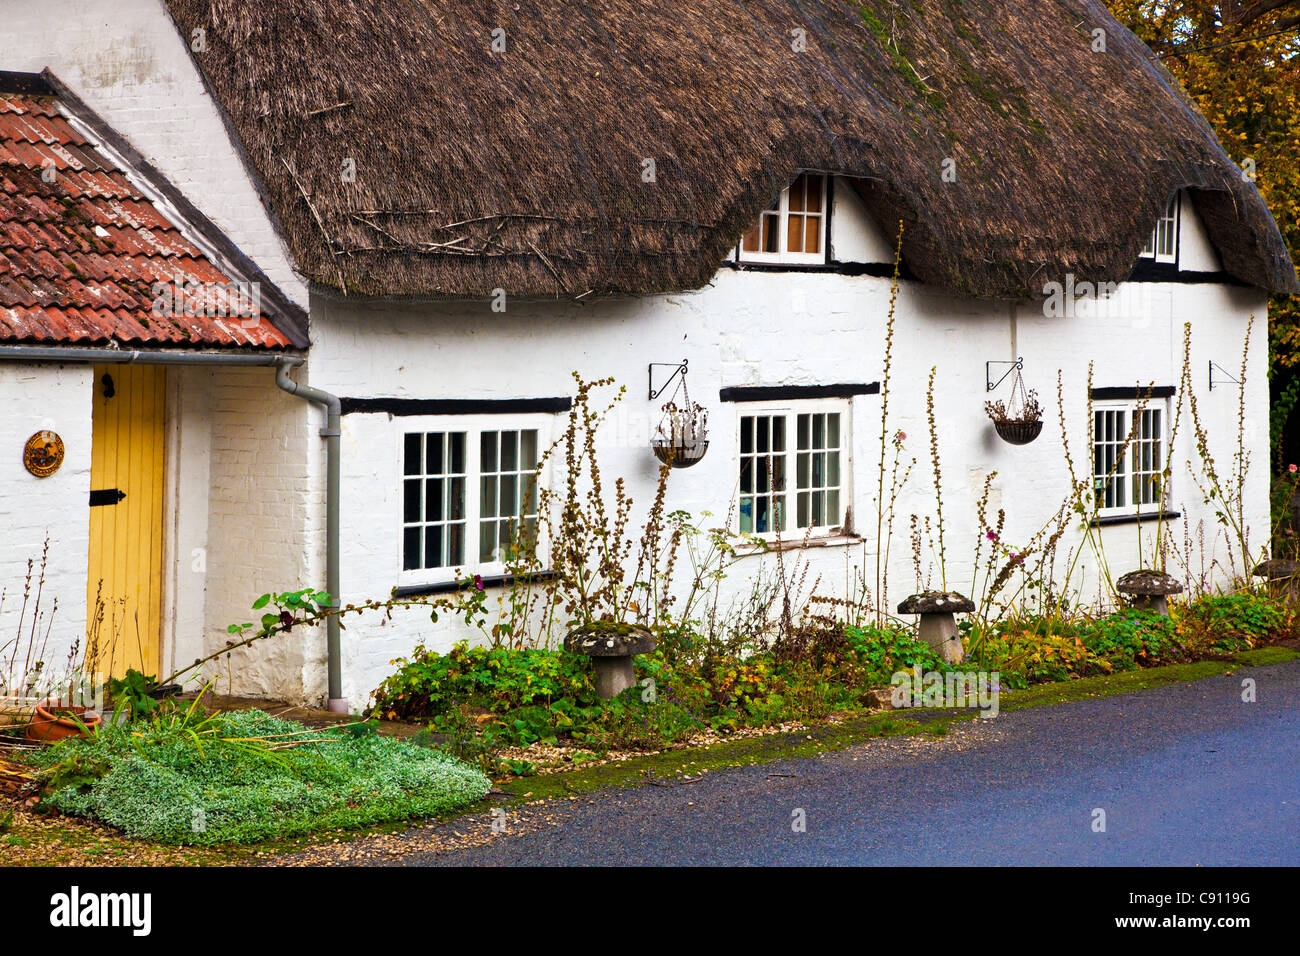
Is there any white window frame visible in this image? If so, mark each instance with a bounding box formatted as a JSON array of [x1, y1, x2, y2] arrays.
[[736, 173, 829, 265], [1092, 399, 1169, 518], [397, 413, 554, 587], [735, 399, 851, 539], [1140, 194, 1180, 264]]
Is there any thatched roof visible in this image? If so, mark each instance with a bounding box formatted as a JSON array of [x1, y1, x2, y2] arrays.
[[161, 0, 1298, 299]]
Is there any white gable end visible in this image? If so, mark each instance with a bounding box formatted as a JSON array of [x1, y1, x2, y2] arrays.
[[1178, 192, 1223, 273], [829, 177, 894, 264]]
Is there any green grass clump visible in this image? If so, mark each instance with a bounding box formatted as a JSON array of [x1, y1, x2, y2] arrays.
[[25, 710, 491, 846]]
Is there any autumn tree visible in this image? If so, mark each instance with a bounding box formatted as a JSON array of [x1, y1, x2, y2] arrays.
[[1109, 1, 1300, 464]]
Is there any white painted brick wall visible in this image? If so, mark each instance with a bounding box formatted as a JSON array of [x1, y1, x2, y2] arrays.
[[0, 364, 92, 693], [304, 268, 1271, 709], [200, 367, 320, 701]]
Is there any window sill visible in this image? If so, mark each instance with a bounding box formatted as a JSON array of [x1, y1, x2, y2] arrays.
[[734, 533, 864, 557], [392, 570, 557, 598], [1090, 511, 1181, 528]]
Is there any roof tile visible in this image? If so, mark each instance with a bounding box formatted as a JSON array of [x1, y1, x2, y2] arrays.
[[0, 90, 289, 348]]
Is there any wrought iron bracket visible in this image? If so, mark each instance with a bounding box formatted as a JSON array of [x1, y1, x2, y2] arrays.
[[648, 358, 689, 401], [1208, 360, 1240, 392], [986, 356, 1024, 392]]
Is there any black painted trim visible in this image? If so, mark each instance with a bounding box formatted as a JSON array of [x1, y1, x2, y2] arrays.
[[1090, 510, 1181, 528], [725, 260, 911, 280], [719, 382, 880, 403], [392, 570, 558, 598], [341, 396, 572, 416], [1127, 260, 1244, 286], [0, 71, 55, 95], [1090, 386, 1176, 401]]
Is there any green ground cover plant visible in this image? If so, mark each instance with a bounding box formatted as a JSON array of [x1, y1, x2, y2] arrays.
[[20, 708, 490, 846]]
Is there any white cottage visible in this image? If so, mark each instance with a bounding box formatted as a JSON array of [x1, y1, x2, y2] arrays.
[[1, 0, 1295, 711]]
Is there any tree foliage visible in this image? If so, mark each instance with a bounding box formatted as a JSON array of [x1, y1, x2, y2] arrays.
[[1109, 2, 1300, 461]]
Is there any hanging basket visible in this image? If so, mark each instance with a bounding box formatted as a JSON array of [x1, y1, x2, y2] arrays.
[[651, 437, 709, 468], [986, 364, 1043, 446], [993, 419, 1043, 445], [653, 373, 709, 469]]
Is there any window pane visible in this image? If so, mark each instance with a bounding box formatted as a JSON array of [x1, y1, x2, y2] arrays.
[[427, 433, 444, 475], [427, 478, 443, 521], [404, 433, 422, 475], [787, 214, 804, 253], [448, 522, 464, 566], [449, 433, 465, 474], [740, 416, 753, 454], [428, 522, 444, 567], [500, 474, 518, 515], [404, 478, 421, 523], [481, 475, 497, 519], [805, 175, 823, 213], [761, 212, 778, 252], [797, 414, 809, 450], [501, 430, 518, 471], [481, 431, 498, 473], [403, 527, 421, 570], [772, 416, 786, 451], [789, 178, 806, 213], [480, 522, 497, 564], [449, 477, 465, 519], [805, 214, 820, 254], [521, 430, 538, 469]]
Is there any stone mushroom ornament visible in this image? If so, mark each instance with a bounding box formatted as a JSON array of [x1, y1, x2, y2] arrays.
[[563, 622, 657, 699], [1115, 569, 1183, 616], [1252, 558, 1300, 602], [897, 591, 975, 665]]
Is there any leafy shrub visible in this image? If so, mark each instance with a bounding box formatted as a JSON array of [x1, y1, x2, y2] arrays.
[[1178, 593, 1285, 650], [372, 641, 595, 721], [843, 625, 944, 684], [975, 628, 1112, 685], [1080, 611, 1180, 669], [25, 710, 491, 845]]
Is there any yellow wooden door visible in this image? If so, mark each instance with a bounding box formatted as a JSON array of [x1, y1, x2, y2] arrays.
[[86, 365, 167, 680]]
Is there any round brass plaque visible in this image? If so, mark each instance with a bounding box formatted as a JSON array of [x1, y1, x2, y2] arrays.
[[23, 430, 65, 478]]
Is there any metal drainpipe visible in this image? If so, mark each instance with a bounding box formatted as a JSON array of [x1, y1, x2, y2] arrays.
[[273, 358, 346, 713], [0, 346, 347, 714]]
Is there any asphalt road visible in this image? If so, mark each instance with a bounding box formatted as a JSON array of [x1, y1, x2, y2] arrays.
[[404, 659, 1300, 866]]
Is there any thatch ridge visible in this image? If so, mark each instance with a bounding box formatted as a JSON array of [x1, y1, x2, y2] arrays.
[[160, 0, 1298, 300]]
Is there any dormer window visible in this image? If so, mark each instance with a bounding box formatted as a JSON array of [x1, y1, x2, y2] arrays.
[[1140, 195, 1179, 264], [739, 173, 827, 264]]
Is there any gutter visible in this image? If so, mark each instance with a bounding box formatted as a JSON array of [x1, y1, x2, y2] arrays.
[[0, 346, 346, 713]]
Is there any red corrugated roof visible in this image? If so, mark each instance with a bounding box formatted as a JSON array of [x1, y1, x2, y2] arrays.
[[0, 91, 291, 348]]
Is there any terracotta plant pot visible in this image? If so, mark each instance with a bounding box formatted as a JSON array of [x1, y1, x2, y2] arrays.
[[26, 701, 101, 744], [993, 419, 1043, 445]]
